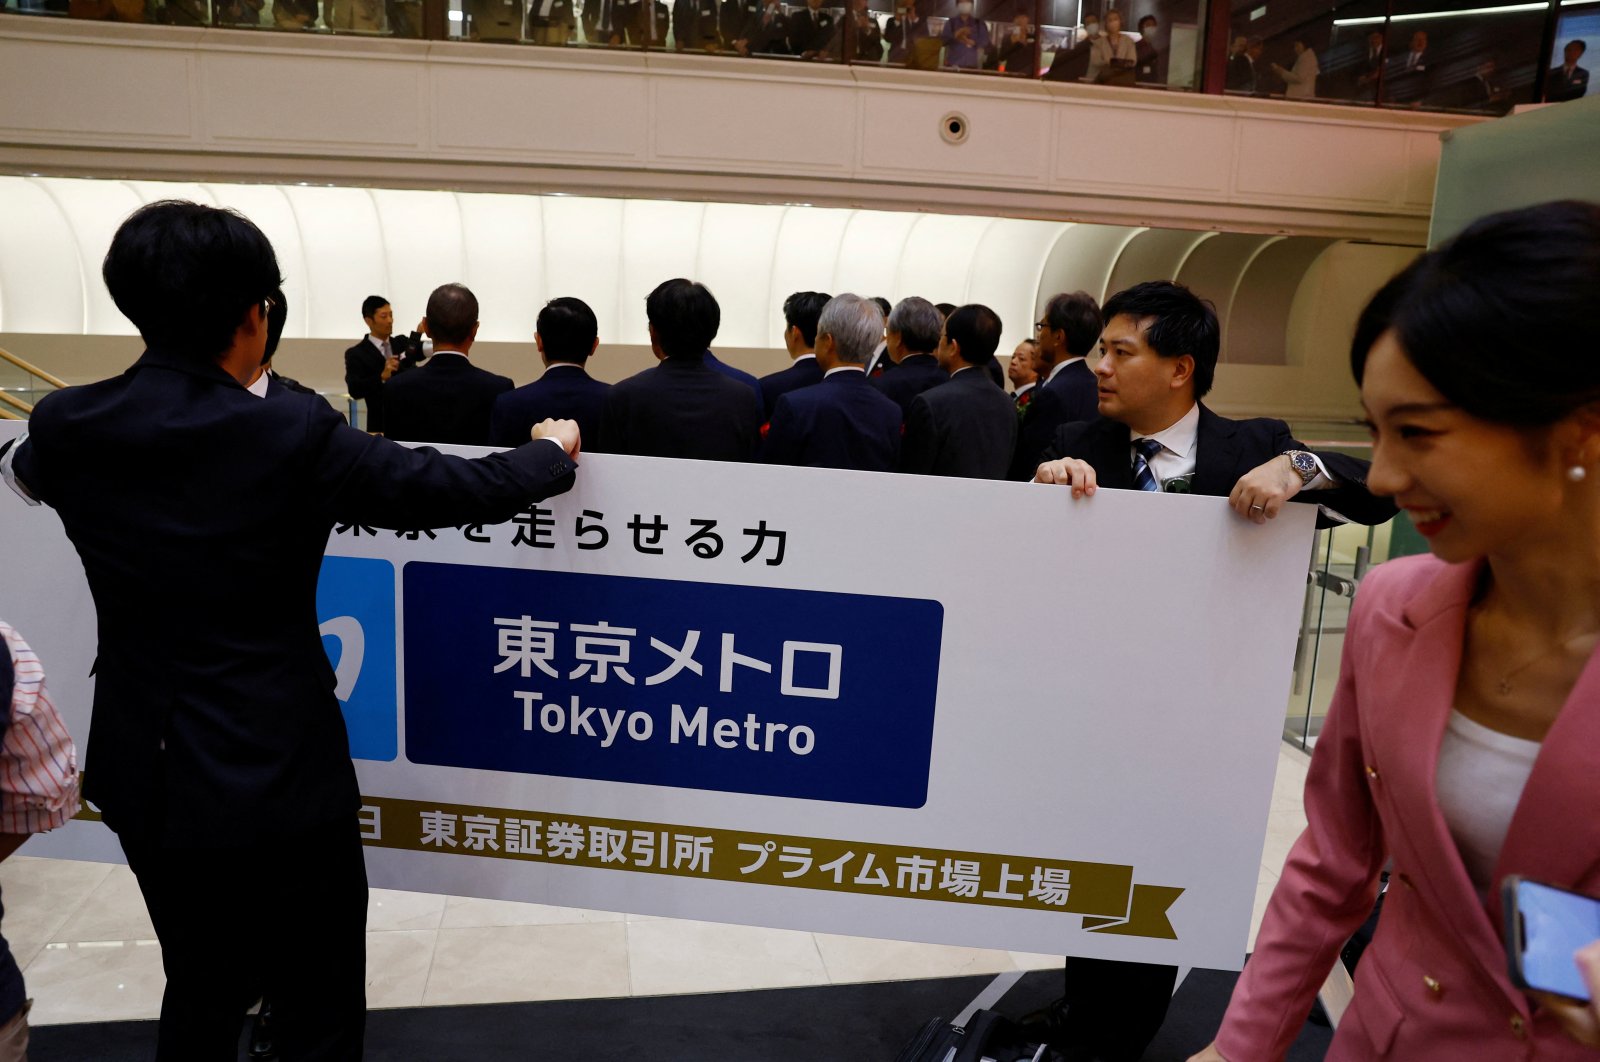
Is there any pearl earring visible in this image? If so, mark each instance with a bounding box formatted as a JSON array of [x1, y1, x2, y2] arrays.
[[1569, 465, 1588, 483]]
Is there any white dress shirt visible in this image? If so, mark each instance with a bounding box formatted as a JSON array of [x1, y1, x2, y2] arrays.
[[824, 365, 865, 378]]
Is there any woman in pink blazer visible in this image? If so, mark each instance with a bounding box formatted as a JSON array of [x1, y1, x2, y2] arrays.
[[1193, 201, 1600, 1061]]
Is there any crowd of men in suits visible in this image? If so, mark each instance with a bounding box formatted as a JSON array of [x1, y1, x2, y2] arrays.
[[343, 277, 1400, 523]]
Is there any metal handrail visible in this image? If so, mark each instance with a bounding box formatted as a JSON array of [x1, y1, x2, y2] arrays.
[[0, 347, 67, 391], [0, 390, 33, 415]]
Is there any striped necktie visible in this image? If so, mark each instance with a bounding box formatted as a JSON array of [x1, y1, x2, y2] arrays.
[[1132, 436, 1163, 491]]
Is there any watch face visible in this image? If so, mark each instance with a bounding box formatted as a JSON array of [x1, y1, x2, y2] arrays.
[[1290, 451, 1318, 482]]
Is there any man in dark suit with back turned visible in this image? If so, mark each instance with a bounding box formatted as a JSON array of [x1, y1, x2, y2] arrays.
[[758, 291, 829, 423], [1029, 281, 1395, 1062], [871, 296, 948, 418], [762, 293, 903, 472], [1007, 290, 1102, 481], [601, 278, 762, 462], [343, 294, 424, 434], [383, 283, 513, 447], [0, 200, 581, 1059], [491, 297, 613, 450], [900, 303, 1017, 479]]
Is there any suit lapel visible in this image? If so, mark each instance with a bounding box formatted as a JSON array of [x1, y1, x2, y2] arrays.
[[1192, 405, 1241, 496], [1388, 562, 1538, 1010], [1492, 642, 1600, 912]]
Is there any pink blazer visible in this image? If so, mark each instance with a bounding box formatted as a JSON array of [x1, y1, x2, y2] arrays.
[[1217, 554, 1600, 1061]]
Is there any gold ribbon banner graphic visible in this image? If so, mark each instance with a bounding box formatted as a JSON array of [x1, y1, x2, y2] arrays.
[[352, 794, 1184, 940]]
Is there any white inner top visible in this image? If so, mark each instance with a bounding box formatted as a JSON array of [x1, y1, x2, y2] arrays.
[[1436, 708, 1542, 895]]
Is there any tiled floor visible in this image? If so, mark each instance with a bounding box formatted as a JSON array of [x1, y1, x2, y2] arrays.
[[4, 745, 1311, 1026]]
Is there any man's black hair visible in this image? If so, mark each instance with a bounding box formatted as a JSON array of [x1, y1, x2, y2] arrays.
[[1101, 281, 1220, 400], [361, 295, 389, 320], [934, 302, 957, 319], [782, 291, 831, 347], [944, 304, 1003, 364], [538, 297, 599, 363], [646, 279, 721, 360], [263, 288, 288, 365], [426, 283, 479, 347], [102, 200, 282, 362], [1042, 291, 1103, 359], [870, 296, 892, 318]]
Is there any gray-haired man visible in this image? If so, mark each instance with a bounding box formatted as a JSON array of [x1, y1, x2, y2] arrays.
[[761, 294, 905, 472]]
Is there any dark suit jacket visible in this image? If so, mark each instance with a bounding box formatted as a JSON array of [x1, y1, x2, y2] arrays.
[[1546, 64, 1590, 102], [761, 370, 903, 472], [672, 0, 720, 47], [758, 355, 823, 422], [1226, 52, 1257, 92], [7, 348, 576, 845], [830, 11, 883, 61], [343, 333, 422, 434], [721, 0, 757, 42], [704, 351, 763, 409], [1040, 404, 1398, 526], [1044, 37, 1091, 81], [740, 3, 789, 51], [624, 0, 669, 43], [601, 355, 762, 462], [1387, 49, 1434, 103], [1007, 358, 1098, 481], [884, 12, 928, 62], [900, 366, 1018, 479], [870, 352, 947, 417], [490, 363, 612, 451], [988, 25, 1037, 74], [525, 0, 576, 31], [382, 352, 514, 447], [583, 0, 626, 40], [788, 5, 834, 53]]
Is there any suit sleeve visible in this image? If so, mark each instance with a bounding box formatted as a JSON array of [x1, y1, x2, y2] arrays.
[[1007, 388, 1062, 481], [1274, 422, 1400, 526], [488, 393, 518, 450], [1214, 574, 1389, 1061], [304, 398, 577, 530], [761, 396, 801, 466], [1037, 419, 1093, 466], [898, 394, 938, 474], [597, 389, 627, 456], [344, 346, 382, 402]]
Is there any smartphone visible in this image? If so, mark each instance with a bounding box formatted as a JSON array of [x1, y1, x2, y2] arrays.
[[1502, 875, 1600, 1002]]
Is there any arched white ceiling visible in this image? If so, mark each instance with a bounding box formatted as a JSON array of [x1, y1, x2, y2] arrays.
[[0, 176, 1344, 366]]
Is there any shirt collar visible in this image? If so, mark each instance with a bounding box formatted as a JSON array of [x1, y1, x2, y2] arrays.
[[1045, 356, 1083, 383], [824, 365, 865, 377], [1132, 401, 1199, 458], [794, 352, 817, 363], [246, 371, 271, 398], [366, 334, 390, 350], [430, 348, 468, 359], [1014, 381, 1036, 396], [544, 361, 585, 371]]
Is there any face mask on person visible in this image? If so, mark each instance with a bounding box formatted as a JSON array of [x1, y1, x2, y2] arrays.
[[956, 2, 972, 14], [1084, 19, 1099, 35]]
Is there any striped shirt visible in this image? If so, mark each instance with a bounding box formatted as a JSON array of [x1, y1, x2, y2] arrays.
[[0, 622, 80, 835]]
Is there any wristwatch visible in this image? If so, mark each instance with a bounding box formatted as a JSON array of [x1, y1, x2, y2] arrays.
[[1283, 450, 1320, 486]]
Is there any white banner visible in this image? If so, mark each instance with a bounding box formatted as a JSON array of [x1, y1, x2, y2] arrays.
[[0, 421, 1314, 970]]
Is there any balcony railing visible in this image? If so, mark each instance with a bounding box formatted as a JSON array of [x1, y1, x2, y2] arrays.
[[4, 0, 1594, 116]]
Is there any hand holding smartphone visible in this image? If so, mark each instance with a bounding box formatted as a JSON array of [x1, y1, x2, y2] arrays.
[[1503, 876, 1600, 1003]]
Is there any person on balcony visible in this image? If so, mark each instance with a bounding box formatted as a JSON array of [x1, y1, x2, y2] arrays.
[[789, 0, 837, 59], [883, 0, 929, 64], [734, 0, 789, 54], [1546, 39, 1590, 101], [1272, 38, 1319, 99], [939, 0, 990, 70], [1086, 9, 1136, 84]]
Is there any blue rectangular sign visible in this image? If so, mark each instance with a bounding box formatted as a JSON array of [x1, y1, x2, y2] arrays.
[[402, 562, 944, 808]]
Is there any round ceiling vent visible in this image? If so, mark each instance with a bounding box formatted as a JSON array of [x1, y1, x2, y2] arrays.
[[939, 112, 971, 145]]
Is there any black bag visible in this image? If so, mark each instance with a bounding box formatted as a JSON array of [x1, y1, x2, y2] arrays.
[[893, 1009, 1065, 1062]]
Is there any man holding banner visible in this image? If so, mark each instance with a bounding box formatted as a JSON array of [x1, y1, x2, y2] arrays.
[[1033, 280, 1395, 1061], [0, 201, 583, 1060]]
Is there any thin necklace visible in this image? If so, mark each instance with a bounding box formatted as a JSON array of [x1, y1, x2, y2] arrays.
[[1492, 628, 1600, 696]]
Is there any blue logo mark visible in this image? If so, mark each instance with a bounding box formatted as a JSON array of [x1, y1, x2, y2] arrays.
[[316, 556, 398, 762], [402, 562, 944, 808]]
